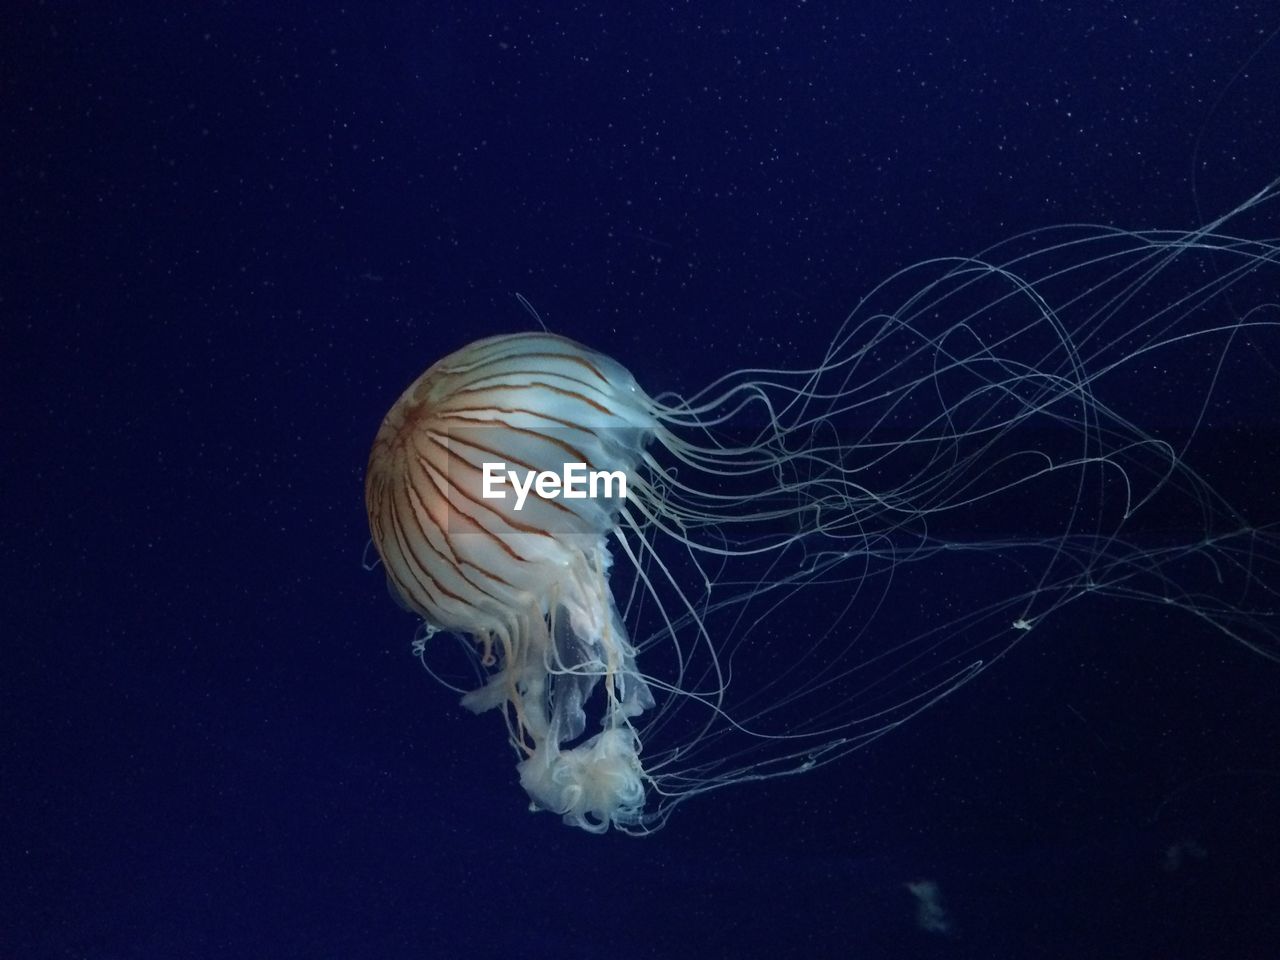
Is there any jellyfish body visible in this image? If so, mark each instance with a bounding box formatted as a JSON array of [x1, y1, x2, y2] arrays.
[[365, 333, 658, 830], [367, 181, 1280, 833]]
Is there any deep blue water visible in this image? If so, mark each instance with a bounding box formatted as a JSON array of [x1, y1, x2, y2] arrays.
[[5, 3, 1279, 958]]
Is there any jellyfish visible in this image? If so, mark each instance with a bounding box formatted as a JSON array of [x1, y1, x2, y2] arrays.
[[365, 179, 1280, 833], [365, 334, 659, 830]]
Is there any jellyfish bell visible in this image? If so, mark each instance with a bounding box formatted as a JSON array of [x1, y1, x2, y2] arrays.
[[366, 180, 1280, 833]]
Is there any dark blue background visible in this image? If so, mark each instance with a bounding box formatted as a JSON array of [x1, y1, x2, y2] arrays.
[[5, 3, 1279, 958]]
